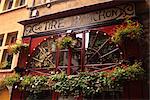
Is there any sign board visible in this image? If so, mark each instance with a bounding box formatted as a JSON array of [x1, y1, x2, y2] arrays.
[[24, 3, 135, 36]]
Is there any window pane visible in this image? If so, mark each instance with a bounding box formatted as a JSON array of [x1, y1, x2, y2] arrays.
[[58, 33, 82, 74], [29, 39, 56, 68], [0, 34, 4, 46], [1, 49, 13, 69], [19, 0, 25, 6], [5, 32, 17, 45], [34, 0, 46, 6], [4, 0, 13, 10], [59, 50, 68, 66]]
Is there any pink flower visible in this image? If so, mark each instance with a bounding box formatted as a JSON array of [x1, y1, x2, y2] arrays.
[[111, 77, 116, 81]]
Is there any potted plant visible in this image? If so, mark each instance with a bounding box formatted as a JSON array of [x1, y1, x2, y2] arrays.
[[56, 36, 77, 49], [111, 19, 143, 44], [4, 74, 20, 98], [8, 40, 29, 54], [4, 74, 20, 86]]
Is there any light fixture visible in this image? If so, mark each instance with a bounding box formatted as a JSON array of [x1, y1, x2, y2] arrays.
[[31, 9, 39, 17], [120, 52, 123, 55], [46, 3, 51, 8], [66, 30, 73, 33], [104, 33, 107, 35]]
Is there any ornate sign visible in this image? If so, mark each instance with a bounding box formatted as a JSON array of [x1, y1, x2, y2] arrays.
[[24, 3, 135, 36]]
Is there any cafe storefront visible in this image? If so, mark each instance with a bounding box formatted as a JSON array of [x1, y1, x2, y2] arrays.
[[12, 1, 149, 100]]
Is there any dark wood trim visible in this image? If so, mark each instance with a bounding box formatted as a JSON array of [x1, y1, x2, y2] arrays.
[[67, 48, 72, 75], [22, 18, 124, 38], [81, 32, 85, 72]]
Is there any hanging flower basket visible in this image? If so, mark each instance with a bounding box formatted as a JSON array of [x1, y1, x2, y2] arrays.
[[111, 19, 143, 44], [8, 40, 29, 54], [56, 36, 77, 49]]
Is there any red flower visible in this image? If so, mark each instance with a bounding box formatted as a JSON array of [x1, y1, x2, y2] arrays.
[[111, 77, 116, 81], [121, 64, 127, 68]]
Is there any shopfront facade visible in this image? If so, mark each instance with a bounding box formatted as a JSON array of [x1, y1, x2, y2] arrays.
[[12, 0, 149, 100]]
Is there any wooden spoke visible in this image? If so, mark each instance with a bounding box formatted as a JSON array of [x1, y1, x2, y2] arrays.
[[29, 39, 56, 69], [99, 48, 119, 59], [90, 33, 98, 48], [85, 31, 122, 72], [86, 38, 110, 63], [32, 57, 43, 63]]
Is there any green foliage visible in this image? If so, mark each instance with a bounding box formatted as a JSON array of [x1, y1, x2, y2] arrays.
[[57, 36, 77, 49], [2, 62, 144, 96], [0, 61, 11, 69], [125, 62, 144, 80], [4, 74, 20, 86], [111, 19, 143, 43], [9, 43, 29, 54], [20, 75, 49, 93], [51, 62, 144, 96]]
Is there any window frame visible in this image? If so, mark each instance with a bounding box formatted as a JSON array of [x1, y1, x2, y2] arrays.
[[0, 31, 19, 71], [17, 0, 26, 6], [4, 0, 13, 10]]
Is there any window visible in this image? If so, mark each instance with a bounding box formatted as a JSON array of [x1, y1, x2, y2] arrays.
[[4, 0, 13, 10], [1, 50, 13, 69], [34, 0, 46, 6], [19, 0, 25, 6], [0, 32, 19, 70], [0, 34, 4, 46], [29, 38, 56, 69], [5, 32, 17, 45], [18, 0, 25, 6], [16, 0, 25, 6]]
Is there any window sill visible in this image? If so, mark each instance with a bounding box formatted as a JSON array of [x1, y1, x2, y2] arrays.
[[0, 5, 27, 15], [0, 69, 13, 73], [28, 0, 63, 9], [28, 2, 50, 9]]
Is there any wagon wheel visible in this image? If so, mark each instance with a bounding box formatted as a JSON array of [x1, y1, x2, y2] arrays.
[[28, 38, 56, 74], [85, 31, 123, 72]]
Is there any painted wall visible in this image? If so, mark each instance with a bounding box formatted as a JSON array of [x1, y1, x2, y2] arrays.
[[0, 0, 30, 99], [0, 88, 10, 100], [28, 0, 113, 17]]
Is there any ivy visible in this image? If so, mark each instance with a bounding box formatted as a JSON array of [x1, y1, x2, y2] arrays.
[[2, 62, 144, 96]]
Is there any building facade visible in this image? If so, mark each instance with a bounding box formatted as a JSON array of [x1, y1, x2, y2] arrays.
[[0, 0, 30, 99], [0, 0, 149, 100]]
